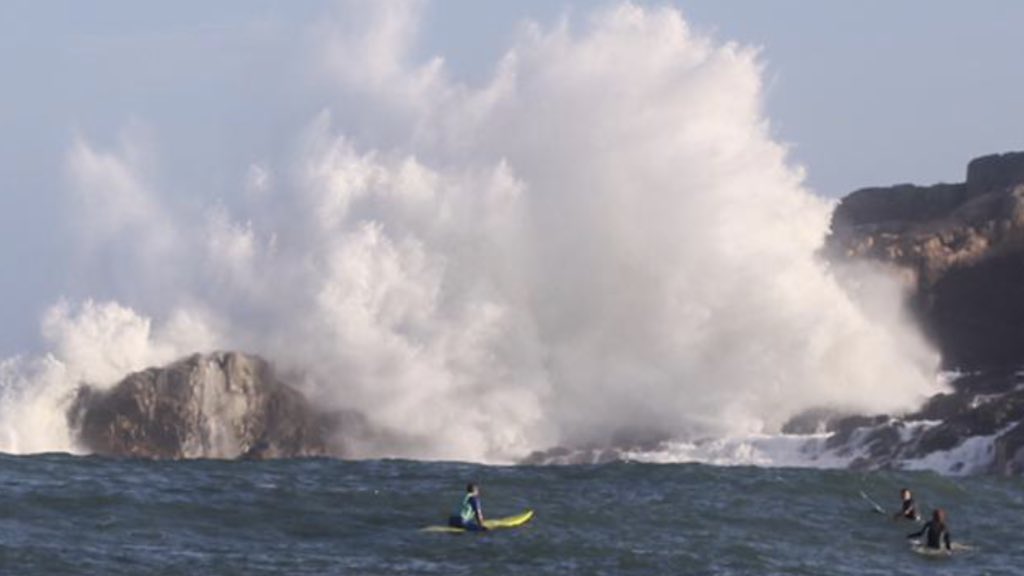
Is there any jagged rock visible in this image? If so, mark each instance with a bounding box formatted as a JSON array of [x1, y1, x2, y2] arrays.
[[819, 371, 1024, 474], [818, 151, 1024, 474], [823, 414, 890, 451], [68, 352, 345, 459]]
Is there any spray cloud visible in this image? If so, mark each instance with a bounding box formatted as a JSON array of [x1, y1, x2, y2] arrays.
[[0, 2, 940, 462]]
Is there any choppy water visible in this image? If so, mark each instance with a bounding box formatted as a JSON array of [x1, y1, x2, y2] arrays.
[[1, 454, 1021, 575]]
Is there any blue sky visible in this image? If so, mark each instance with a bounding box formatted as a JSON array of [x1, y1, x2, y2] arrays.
[[1, 0, 1023, 356]]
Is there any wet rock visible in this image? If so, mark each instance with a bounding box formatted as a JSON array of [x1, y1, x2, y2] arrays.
[[991, 422, 1024, 475], [781, 408, 848, 435], [821, 370, 1024, 474], [68, 352, 344, 459], [824, 414, 890, 451]]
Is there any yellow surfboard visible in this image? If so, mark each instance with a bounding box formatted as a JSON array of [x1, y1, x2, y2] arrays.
[[421, 509, 534, 533]]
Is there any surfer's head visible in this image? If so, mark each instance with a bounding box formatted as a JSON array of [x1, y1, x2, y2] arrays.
[[900, 488, 912, 500], [933, 508, 946, 524], [466, 483, 479, 495]]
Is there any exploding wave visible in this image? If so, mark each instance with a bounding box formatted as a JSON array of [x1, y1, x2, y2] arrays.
[[0, 2, 940, 462]]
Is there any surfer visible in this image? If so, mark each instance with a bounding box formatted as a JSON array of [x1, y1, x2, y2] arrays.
[[907, 508, 952, 551], [893, 488, 919, 521], [448, 483, 488, 531]]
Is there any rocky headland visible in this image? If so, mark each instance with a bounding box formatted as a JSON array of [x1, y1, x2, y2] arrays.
[[524, 152, 1024, 474], [822, 151, 1024, 474]]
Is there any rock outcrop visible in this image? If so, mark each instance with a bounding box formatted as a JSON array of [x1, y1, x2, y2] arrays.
[[822, 151, 1024, 474], [820, 371, 1024, 475], [523, 152, 1024, 474], [827, 151, 1024, 370], [68, 352, 343, 459]]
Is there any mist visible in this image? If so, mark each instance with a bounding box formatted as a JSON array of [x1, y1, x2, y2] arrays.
[[0, 2, 940, 462]]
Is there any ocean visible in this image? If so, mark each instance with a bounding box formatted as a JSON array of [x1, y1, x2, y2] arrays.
[[1, 454, 1019, 575]]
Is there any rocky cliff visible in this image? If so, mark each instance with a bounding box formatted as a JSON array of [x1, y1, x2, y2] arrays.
[[828, 151, 1024, 369], [823, 151, 1024, 474], [68, 352, 344, 459]]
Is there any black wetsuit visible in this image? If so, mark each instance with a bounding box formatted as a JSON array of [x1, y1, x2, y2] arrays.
[[908, 521, 951, 550], [900, 498, 918, 520]]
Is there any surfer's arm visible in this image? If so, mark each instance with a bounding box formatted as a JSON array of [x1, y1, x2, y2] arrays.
[[893, 501, 915, 520], [907, 523, 927, 539], [472, 498, 487, 530], [944, 531, 951, 551]]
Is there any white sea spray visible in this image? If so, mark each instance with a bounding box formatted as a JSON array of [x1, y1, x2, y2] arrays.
[[0, 2, 940, 462]]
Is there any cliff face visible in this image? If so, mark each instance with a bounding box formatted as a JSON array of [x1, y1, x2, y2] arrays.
[[823, 152, 1024, 474], [828, 152, 1024, 370], [68, 352, 341, 459]]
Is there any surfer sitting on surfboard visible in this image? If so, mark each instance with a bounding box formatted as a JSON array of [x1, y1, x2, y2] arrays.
[[448, 483, 488, 531], [907, 508, 952, 551], [893, 488, 920, 521]]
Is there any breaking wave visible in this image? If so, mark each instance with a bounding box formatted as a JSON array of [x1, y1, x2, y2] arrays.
[[0, 2, 940, 463]]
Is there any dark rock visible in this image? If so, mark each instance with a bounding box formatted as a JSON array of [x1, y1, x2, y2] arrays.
[[820, 370, 1024, 474], [781, 408, 848, 435], [68, 352, 344, 459], [828, 151, 1024, 370], [831, 183, 967, 229], [913, 422, 970, 455], [824, 415, 889, 450], [520, 446, 574, 465], [914, 391, 969, 422], [966, 152, 1024, 199], [824, 150, 1024, 472], [928, 252, 1024, 368], [991, 422, 1024, 475]]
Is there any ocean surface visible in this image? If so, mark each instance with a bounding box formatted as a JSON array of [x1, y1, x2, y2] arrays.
[[1, 454, 1020, 575]]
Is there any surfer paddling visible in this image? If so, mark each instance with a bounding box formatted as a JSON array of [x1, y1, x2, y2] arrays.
[[907, 509, 952, 551], [448, 483, 488, 531], [893, 488, 919, 521]]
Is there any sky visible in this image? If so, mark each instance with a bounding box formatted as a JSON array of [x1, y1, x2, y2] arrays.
[[1, 0, 1023, 358]]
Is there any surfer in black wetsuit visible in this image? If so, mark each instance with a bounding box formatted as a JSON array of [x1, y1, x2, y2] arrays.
[[907, 508, 952, 551], [893, 488, 919, 521]]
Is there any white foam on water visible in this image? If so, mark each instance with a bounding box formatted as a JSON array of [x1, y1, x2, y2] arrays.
[[620, 433, 851, 469], [901, 426, 1012, 476]]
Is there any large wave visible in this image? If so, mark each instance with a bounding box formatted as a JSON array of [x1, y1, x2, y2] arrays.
[[0, 2, 941, 462]]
